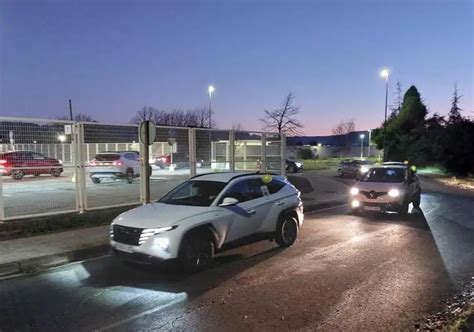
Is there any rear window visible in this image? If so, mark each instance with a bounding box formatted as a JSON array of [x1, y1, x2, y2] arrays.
[[94, 154, 120, 161]]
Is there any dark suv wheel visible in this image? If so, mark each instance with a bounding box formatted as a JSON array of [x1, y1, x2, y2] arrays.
[[275, 214, 298, 247], [126, 170, 134, 184], [179, 232, 214, 273], [12, 169, 24, 180]]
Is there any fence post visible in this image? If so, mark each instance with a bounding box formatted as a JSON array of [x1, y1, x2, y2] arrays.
[[280, 133, 286, 176], [188, 128, 196, 177], [261, 133, 267, 172], [0, 170, 5, 221], [229, 130, 235, 172], [79, 124, 87, 211], [139, 127, 146, 205], [72, 124, 82, 213]]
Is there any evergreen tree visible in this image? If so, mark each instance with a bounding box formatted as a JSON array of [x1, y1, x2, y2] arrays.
[[448, 82, 463, 124], [388, 80, 402, 120]]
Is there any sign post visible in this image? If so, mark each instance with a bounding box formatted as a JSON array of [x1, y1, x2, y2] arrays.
[[139, 121, 156, 203]]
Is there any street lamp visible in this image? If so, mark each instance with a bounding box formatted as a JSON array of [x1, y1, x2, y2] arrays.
[[360, 134, 365, 159], [367, 129, 371, 157], [208, 85, 215, 128], [380, 68, 389, 161]]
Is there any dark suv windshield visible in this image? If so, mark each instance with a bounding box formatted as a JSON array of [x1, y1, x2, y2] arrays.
[[159, 180, 227, 207], [360, 167, 406, 183]]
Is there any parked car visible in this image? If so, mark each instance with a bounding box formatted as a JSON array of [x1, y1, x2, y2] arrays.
[[349, 165, 421, 215], [0, 151, 63, 180], [110, 172, 304, 272], [88, 151, 142, 184], [337, 159, 373, 178], [154, 152, 193, 169], [265, 158, 303, 173]]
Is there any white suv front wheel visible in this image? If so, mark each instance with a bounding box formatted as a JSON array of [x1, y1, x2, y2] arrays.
[[275, 214, 298, 247], [178, 232, 215, 273]]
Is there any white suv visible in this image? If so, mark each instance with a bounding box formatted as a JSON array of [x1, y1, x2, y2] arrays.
[[89, 151, 141, 184], [110, 172, 304, 272], [349, 165, 421, 215]]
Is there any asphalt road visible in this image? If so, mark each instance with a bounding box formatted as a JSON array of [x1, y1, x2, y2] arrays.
[[1, 191, 472, 331]]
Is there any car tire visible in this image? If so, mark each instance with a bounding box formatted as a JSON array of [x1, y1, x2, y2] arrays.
[[126, 170, 134, 184], [338, 169, 344, 177], [178, 232, 214, 273], [287, 165, 296, 173], [51, 169, 61, 177], [413, 190, 421, 208], [275, 214, 298, 247], [91, 177, 101, 184], [12, 169, 24, 180]]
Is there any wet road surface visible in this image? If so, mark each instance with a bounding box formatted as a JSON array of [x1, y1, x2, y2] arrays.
[[0, 191, 473, 331]]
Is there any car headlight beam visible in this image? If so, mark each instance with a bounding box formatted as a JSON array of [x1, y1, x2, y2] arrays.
[[350, 187, 359, 195], [388, 189, 400, 197]]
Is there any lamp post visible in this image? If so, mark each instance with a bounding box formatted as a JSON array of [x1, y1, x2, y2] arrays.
[[208, 85, 215, 128], [368, 129, 371, 157], [360, 134, 365, 158], [380, 68, 389, 161]]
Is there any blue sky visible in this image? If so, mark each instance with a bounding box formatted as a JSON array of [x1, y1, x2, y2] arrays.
[[1, 0, 472, 134]]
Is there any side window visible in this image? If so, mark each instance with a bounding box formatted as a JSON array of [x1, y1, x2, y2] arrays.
[[222, 179, 264, 203], [267, 179, 285, 194], [31, 153, 45, 160]]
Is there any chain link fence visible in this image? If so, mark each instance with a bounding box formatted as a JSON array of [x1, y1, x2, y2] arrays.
[[0, 117, 285, 221]]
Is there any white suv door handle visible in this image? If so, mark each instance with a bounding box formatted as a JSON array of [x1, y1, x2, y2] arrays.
[[246, 209, 256, 215], [276, 201, 285, 206]]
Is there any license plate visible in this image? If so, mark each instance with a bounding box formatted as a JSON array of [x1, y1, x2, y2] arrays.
[[115, 242, 134, 253], [364, 206, 381, 211]]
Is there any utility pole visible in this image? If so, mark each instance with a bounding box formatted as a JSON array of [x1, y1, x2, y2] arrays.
[[69, 99, 73, 121]]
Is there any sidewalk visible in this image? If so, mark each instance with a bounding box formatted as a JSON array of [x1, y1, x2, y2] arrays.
[[0, 225, 109, 277], [0, 170, 350, 278]]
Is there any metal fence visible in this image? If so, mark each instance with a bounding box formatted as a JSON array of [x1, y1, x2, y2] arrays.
[[0, 116, 285, 221]]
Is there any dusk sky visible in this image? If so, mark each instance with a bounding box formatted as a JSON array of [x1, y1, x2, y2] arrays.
[[1, 0, 472, 135]]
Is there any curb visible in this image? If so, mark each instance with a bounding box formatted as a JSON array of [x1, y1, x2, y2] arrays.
[[0, 244, 110, 278]]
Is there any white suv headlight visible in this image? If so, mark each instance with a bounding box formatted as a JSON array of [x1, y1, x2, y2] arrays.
[[360, 166, 369, 173], [350, 187, 359, 195], [388, 189, 400, 197], [139, 226, 174, 245]]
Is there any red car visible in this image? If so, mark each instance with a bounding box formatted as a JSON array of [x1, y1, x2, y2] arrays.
[[0, 151, 63, 180]]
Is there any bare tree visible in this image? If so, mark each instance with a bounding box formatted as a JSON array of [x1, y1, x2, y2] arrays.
[[130, 106, 213, 128], [231, 123, 245, 131], [260, 92, 303, 135], [56, 113, 95, 122], [332, 119, 355, 147], [130, 106, 156, 124]]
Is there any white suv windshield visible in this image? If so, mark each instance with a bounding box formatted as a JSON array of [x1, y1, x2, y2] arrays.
[[159, 180, 227, 207], [360, 168, 405, 183]]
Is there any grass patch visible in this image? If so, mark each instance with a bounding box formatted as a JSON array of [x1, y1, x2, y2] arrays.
[[449, 304, 473, 332], [302, 157, 380, 171], [302, 158, 343, 170], [0, 205, 137, 241]]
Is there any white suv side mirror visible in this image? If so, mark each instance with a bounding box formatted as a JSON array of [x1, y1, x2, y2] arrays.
[[219, 197, 239, 207]]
